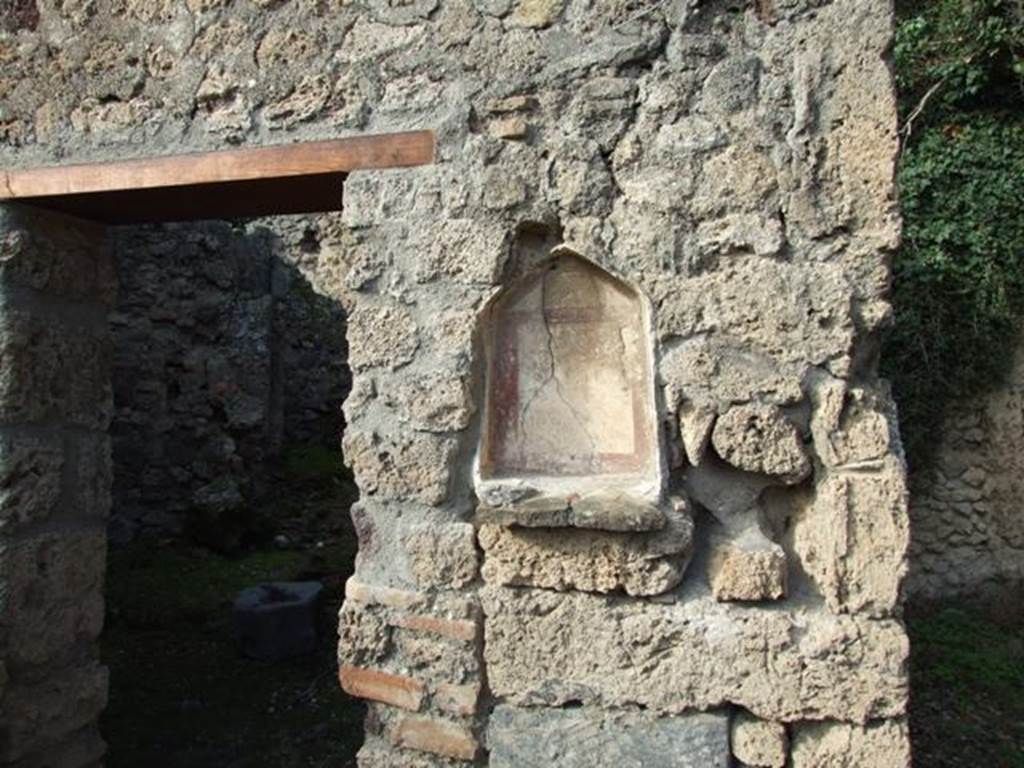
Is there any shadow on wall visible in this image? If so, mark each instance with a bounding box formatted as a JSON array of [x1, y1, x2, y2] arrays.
[[108, 215, 351, 548]]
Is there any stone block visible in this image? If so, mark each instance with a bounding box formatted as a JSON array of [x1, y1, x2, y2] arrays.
[[338, 601, 393, 666], [476, 491, 666, 532], [402, 523, 479, 590], [487, 705, 730, 767], [0, 430, 63, 533], [678, 399, 715, 466], [790, 719, 910, 768], [712, 403, 811, 485], [481, 585, 908, 723], [231, 582, 323, 661], [343, 430, 455, 506], [391, 715, 478, 761], [0, 309, 112, 431], [790, 457, 909, 616], [347, 305, 420, 372], [731, 711, 787, 768], [707, 530, 787, 602], [0, 206, 114, 305], [478, 498, 694, 596], [0, 529, 106, 670], [340, 665, 425, 712], [417, 219, 510, 285], [0, 661, 108, 763], [433, 682, 480, 717], [382, 372, 475, 433]]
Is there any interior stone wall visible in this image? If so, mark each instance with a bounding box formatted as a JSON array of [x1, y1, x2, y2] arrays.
[[0, 1, 911, 766], [108, 215, 349, 543], [907, 344, 1024, 603]]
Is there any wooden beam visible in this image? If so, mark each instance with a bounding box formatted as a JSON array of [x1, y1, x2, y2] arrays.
[[0, 130, 434, 200]]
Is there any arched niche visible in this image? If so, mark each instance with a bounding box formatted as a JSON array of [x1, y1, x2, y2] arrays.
[[477, 248, 661, 501]]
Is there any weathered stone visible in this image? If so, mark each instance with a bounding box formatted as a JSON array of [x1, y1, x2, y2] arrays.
[[488, 705, 730, 767], [476, 491, 666, 532], [712, 403, 811, 484], [0, 431, 63, 533], [402, 523, 479, 590], [231, 581, 323, 661], [790, 719, 911, 768], [684, 457, 772, 530], [347, 305, 420, 372], [707, 529, 787, 602], [0, 662, 108, 763], [391, 715, 478, 761], [481, 585, 908, 723], [731, 711, 788, 768], [478, 498, 694, 596], [489, 116, 529, 140], [507, 0, 563, 29], [0, 529, 106, 670], [678, 399, 715, 466], [418, 219, 510, 285], [343, 430, 455, 506], [433, 682, 480, 716], [384, 371, 475, 432], [790, 457, 909, 616]]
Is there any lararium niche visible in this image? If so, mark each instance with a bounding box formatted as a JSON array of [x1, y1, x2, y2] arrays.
[[476, 247, 665, 531]]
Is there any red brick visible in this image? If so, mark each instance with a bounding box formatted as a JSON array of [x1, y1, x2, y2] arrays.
[[391, 613, 478, 642], [392, 715, 479, 761], [339, 665, 424, 711]]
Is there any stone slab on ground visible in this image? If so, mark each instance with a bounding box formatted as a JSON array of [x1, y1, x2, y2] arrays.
[[487, 704, 730, 767]]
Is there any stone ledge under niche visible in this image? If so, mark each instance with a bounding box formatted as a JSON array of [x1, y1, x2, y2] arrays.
[[476, 488, 667, 532]]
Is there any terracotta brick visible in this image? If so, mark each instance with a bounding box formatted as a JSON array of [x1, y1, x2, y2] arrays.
[[339, 665, 425, 711], [345, 579, 427, 611], [434, 682, 480, 717], [391, 613, 479, 642], [392, 715, 479, 761]]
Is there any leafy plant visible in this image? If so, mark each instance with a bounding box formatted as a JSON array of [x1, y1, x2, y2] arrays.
[[883, 0, 1024, 466]]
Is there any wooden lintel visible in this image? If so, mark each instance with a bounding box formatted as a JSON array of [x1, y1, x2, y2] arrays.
[[0, 130, 435, 201]]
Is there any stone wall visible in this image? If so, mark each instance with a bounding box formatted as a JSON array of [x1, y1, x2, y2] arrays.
[[108, 215, 349, 543], [1, 1, 911, 766], [0, 205, 112, 768], [907, 346, 1024, 602]]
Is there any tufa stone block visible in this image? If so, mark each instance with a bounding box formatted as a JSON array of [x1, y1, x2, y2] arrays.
[[402, 523, 479, 590], [790, 719, 911, 768], [711, 403, 811, 485], [731, 711, 788, 768], [707, 529, 787, 602], [478, 498, 694, 597]]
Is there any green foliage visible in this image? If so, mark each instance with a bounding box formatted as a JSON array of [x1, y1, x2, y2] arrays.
[[883, 0, 1024, 465]]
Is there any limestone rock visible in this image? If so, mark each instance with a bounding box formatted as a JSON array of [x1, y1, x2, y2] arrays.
[[481, 585, 908, 723], [488, 705, 729, 767], [731, 711, 788, 768], [347, 305, 420, 372], [790, 456, 909, 617], [402, 523, 479, 590], [712, 403, 811, 484], [708, 529, 787, 602], [478, 498, 694, 596], [684, 456, 772, 530], [678, 399, 715, 466], [507, 0, 564, 29], [790, 719, 911, 768], [343, 430, 455, 506]]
